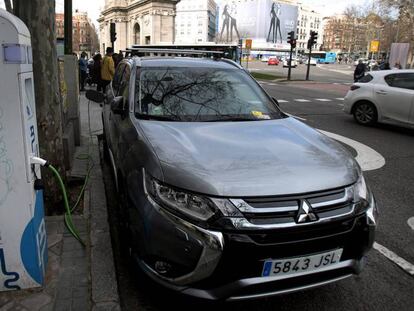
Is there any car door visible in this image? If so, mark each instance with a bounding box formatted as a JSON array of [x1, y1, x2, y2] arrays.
[[375, 73, 414, 123], [111, 63, 131, 164], [106, 62, 126, 156]]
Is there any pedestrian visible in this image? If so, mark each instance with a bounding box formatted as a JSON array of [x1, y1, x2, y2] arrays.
[[393, 61, 402, 69], [91, 53, 103, 91], [101, 47, 115, 92], [354, 59, 366, 82], [112, 52, 119, 68], [79, 52, 88, 91]]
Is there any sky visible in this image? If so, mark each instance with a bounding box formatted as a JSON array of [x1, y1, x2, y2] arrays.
[[1, 0, 367, 25]]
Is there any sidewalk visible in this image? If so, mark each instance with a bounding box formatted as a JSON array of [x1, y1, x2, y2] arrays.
[[0, 93, 120, 311]]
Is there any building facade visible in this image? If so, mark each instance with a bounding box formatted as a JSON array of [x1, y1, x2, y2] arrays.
[[56, 10, 100, 55], [98, 0, 179, 54], [295, 3, 323, 53], [322, 15, 367, 56], [175, 0, 217, 44]]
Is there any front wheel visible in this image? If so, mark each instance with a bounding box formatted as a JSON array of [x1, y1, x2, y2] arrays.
[[353, 101, 377, 125]]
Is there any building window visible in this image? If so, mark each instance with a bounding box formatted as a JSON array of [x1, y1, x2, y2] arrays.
[[133, 23, 141, 44]]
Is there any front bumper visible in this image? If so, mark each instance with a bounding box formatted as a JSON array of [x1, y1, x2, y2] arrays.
[[136, 194, 376, 300]]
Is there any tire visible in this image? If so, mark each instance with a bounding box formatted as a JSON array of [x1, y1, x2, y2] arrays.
[[353, 101, 377, 125]]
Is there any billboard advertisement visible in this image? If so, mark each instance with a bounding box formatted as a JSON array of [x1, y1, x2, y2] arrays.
[[217, 0, 298, 50]]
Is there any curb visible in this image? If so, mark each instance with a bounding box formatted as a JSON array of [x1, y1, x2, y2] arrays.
[[88, 141, 121, 311]]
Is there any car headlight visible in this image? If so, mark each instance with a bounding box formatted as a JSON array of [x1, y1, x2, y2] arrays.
[[353, 174, 378, 225], [144, 170, 242, 225]]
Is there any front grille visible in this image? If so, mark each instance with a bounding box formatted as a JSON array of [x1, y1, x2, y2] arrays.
[[193, 215, 372, 290], [230, 187, 354, 228]]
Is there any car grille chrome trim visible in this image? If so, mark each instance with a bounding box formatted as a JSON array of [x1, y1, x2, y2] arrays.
[[229, 187, 355, 229], [229, 199, 298, 213]]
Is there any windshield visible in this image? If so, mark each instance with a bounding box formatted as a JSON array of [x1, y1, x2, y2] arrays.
[[135, 67, 283, 122]]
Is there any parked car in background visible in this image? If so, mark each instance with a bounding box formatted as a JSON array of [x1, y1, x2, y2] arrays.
[[283, 58, 297, 68], [344, 70, 414, 127], [261, 56, 270, 62], [267, 57, 279, 65], [306, 58, 317, 66]]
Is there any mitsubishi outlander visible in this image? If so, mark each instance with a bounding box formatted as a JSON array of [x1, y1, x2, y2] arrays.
[[87, 51, 377, 301]]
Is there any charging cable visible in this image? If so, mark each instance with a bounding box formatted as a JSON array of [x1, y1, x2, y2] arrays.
[[30, 156, 85, 246]]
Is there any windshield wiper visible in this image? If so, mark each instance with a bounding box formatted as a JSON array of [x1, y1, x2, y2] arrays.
[[135, 113, 179, 121], [204, 116, 261, 122]]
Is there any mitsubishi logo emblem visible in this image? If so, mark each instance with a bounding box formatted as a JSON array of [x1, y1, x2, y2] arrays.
[[296, 200, 318, 223]]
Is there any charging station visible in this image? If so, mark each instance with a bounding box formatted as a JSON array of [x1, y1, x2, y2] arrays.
[[0, 9, 47, 291]]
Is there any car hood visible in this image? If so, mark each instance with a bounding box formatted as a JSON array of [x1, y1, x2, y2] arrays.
[[138, 117, 359, 197]]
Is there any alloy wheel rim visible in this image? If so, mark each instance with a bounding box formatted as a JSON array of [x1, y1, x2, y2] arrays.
[[355, 104, 374, 123]]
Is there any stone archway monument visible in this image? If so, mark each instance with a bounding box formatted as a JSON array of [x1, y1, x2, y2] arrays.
[[98, 0, 179, 53]]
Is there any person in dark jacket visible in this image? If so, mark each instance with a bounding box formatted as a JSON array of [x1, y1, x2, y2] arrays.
[[91, 53, 102, 91], [354, 60, 366, 82], [79, 52, 88, 91]]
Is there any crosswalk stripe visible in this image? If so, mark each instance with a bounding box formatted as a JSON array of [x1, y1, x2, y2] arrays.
[[294, 99, 311, 102], [335, 98, 345, 101], [277, 99, 289, 103], [315, 98, 332, 102]]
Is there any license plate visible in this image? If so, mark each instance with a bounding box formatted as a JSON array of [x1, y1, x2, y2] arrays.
[[262, 249, 343, 277]]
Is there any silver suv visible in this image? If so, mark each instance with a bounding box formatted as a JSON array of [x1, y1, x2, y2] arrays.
[[87, 55, 377, 301]]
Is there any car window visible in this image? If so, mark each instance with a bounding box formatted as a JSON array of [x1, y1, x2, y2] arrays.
[[112, 63, 126, 95], [135, 67, 283, 122], [359, 74, 373, 83], [384, 73, 414, 90], [118, 64, 131, 108]]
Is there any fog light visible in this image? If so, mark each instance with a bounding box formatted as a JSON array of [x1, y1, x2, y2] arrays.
[[154, 261, 171, 274]]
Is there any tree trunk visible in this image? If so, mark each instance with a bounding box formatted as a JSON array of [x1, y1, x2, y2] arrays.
[[4, 0, 12, 13], [13, 0, 66, 209]]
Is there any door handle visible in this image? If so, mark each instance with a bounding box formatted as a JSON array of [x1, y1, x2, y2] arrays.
[[376, 90, 387, 95]]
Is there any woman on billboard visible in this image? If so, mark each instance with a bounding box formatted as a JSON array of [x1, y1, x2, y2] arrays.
[[267, 3, 282, 44], [220, 4, 240, 42]]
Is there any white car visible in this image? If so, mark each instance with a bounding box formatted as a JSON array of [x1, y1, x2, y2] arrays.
[[354, 58, 368, 66], [343, 69, 414, 127], [261, 56, 270, 62], [283, 58, 297, 68], [306, 58, 317, 66]]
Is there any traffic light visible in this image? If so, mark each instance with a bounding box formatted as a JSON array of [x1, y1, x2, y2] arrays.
[[287, 31, 294, 45], [307, 31, 318, 49], [110, 22, 117, 43], [291, 38, 297, 48]]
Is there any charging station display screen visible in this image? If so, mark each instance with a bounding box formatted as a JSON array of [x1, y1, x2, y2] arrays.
[[3, 44, 27, 64]]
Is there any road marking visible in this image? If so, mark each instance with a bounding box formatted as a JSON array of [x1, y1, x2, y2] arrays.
[[315, 98, 332, 102], [277, 99, 289, 103], [408, 217, 414, 230], [335, 98, 345, 101], [373, 242, 414, 276], [294, 99, 311, 102], [318, 130, 385, 171]]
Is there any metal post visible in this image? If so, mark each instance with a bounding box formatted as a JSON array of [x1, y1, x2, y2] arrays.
[[64, 0, 72, 55], [287, 45, 293, 81], [306, 45, 312, 80]]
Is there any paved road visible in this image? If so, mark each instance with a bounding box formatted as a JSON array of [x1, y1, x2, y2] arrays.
[[103, 80, 414, 311], [245, 60, 354, 84]]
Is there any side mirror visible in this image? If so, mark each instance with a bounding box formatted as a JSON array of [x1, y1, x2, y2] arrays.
[[111, 96, 125, 115], [85, 90, 105, 103]]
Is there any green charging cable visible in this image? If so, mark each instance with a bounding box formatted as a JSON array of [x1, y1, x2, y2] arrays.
[[48, 164, 86, 246]]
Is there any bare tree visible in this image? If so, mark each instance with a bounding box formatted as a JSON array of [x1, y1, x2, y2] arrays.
[[380, 0, 414, 66], [12, 0, 66, 207]]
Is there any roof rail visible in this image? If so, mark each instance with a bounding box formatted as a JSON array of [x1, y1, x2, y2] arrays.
[[122, 47, 224, 58]]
